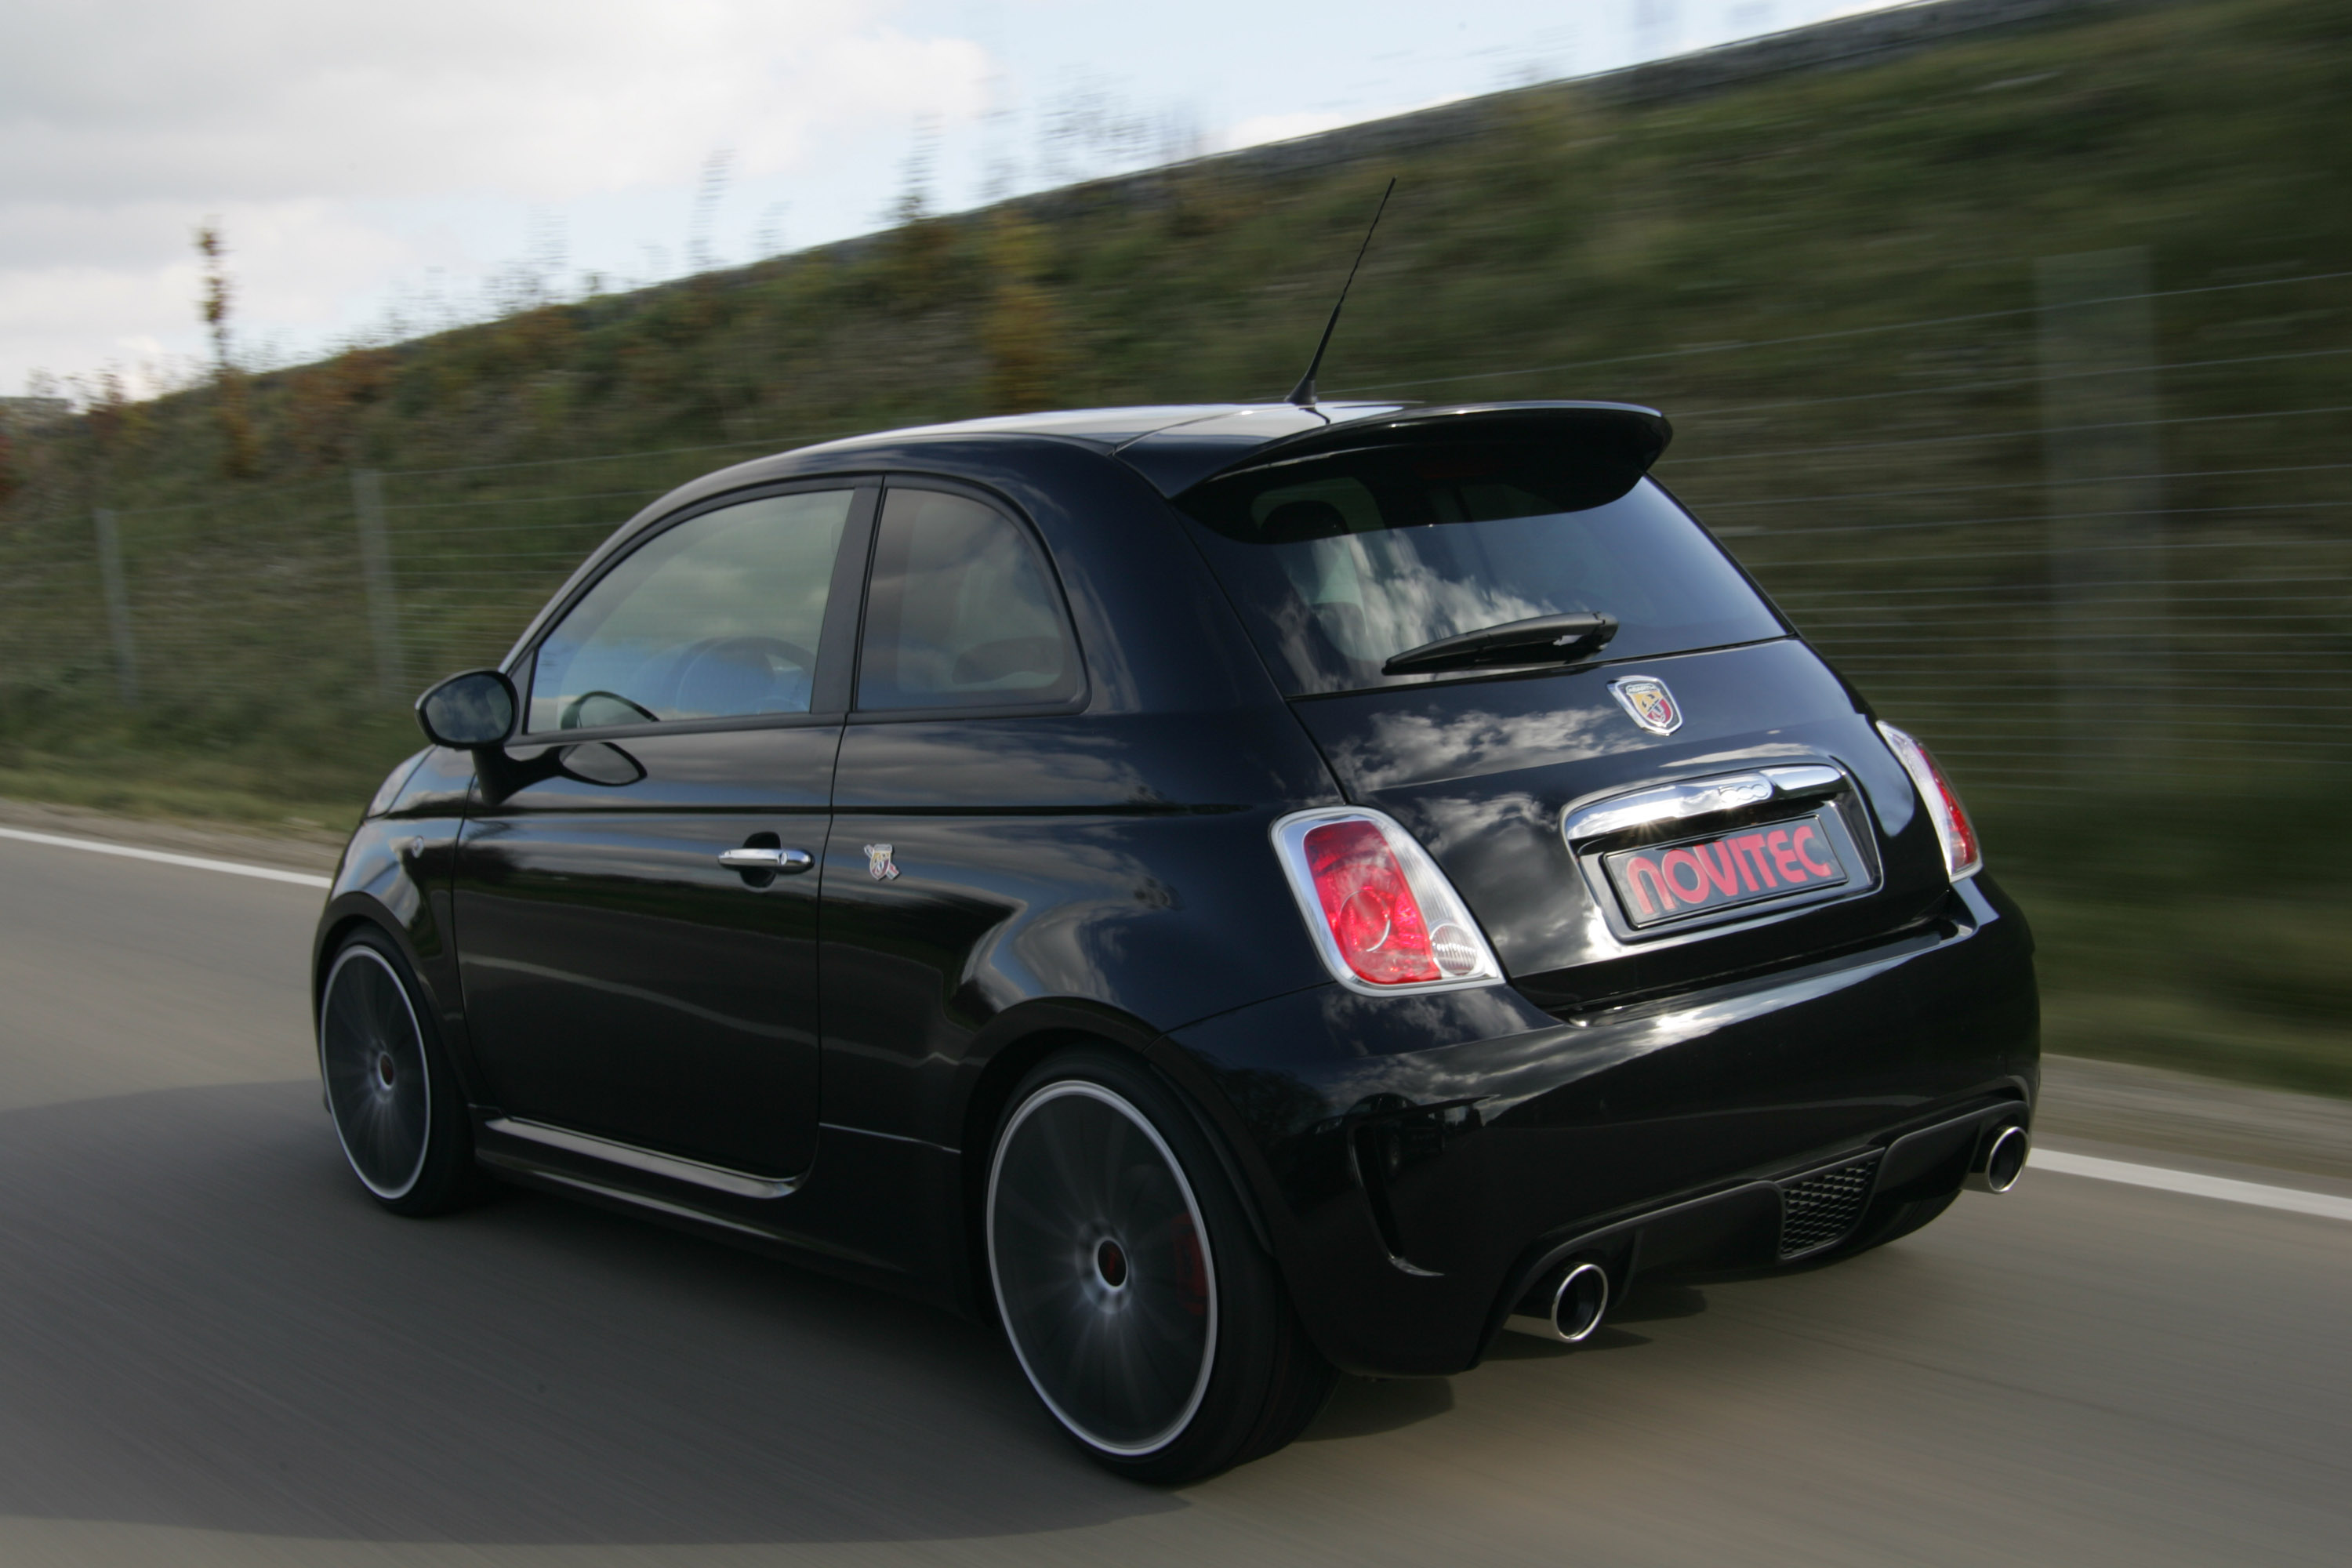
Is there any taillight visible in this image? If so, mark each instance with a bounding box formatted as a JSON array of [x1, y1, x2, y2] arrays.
[[1305, 820, 1439, 985], [1876, 722, 1981, 880], [1272, 809, 1502, 992]]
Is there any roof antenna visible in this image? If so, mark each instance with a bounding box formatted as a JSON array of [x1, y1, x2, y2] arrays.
[[1285, 177, 1395, 407]]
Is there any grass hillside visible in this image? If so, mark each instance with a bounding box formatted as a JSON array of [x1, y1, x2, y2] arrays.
[[2, 0, 2347, 1091], [7, 1, 2342, 515]]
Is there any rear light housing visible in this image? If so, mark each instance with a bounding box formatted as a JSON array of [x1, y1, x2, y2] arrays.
[[1876, 722, 1982, 881], [1271, 808, 1504, 994]]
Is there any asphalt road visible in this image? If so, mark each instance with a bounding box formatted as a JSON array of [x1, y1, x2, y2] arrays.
[[2, 829, 2348, 1568]]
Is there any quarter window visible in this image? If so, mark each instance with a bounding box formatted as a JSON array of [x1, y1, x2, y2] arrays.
[[527, 489, 853, 731], [856, 488, 1080, 711]]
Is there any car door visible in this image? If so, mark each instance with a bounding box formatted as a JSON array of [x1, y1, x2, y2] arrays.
[[452, 481, 875, 1178], [818, 481, 1091, 1145]]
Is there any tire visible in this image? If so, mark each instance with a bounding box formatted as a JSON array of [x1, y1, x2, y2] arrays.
[[985, 1046, 1334, 1483], [318, 928, 480, 1216]]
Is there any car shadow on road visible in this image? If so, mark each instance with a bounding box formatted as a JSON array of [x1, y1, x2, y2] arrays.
[[1298, 1373, 1457, 1438], [0, 1080, 1190, 1546]]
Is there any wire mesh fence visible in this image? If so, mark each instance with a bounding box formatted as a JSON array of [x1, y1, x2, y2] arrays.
[[2, 255, 2344, 811], [1338, 257, 2352, 798]]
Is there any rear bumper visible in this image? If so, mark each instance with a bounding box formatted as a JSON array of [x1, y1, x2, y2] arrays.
[[1163, 874, 2038, 1376]]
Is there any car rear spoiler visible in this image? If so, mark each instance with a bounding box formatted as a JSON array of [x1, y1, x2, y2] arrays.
[[1117, 401, 1673, 500]]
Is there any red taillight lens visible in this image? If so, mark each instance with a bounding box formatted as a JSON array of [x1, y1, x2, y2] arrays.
[[1301, 819, 1443, 985], [1274, 810, 1501, 991], [1877, 722, 1982, 880]]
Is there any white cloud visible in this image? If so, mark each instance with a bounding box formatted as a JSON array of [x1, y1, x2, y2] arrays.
[[0, 0, 994, 390], [0, 0, 1915, 395], [0, 1, 990, 203], [0, 196, 435, 391]]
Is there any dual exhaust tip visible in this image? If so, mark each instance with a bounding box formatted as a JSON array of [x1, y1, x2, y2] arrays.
[[1966, 1123, 2030, 1194], [1505, 1260, 1610, 1345], [1503, 1121, 2027, 1345]]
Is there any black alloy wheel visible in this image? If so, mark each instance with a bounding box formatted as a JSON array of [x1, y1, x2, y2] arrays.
[[986, 1047, 1334, 1482], [318, 929, 479, 1215]]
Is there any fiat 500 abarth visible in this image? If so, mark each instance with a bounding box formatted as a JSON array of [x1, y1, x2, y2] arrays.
[[317, 400, 2038, 1481]]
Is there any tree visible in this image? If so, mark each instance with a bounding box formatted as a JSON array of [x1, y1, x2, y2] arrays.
[[195, 223, 261, 479]]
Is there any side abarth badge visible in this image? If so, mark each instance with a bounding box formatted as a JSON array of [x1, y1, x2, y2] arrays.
[[1610, 676, 1684, 735], [862, 843, 902, 882]]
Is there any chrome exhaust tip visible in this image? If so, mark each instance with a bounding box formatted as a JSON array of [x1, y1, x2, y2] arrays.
[[1965, 1123, 2030, 1194], [1505, 1261, 1610, 1344]]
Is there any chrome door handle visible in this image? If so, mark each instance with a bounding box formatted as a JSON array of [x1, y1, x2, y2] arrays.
[[717, 847, 814, 873]]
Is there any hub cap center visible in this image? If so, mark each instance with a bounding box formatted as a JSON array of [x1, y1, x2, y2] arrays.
[[1094, 1237, 1128, 1289], [375, 1051, 397, 1089]]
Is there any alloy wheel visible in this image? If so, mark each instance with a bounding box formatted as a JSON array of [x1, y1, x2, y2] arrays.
[[987, 1079, 1218, 1457], [319, 943, 433, 1200]]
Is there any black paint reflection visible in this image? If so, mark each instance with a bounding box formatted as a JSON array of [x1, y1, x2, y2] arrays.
[[454, 724, 839, 1175]]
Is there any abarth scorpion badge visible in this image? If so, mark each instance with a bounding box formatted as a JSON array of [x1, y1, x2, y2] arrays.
[[1610, 677, 1684, 735], [863, 844, 902, 882]]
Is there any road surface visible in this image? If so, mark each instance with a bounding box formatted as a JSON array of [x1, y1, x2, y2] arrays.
[[1, 824, 2346, 1566]]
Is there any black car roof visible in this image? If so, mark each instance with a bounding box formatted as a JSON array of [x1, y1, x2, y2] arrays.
[[502, 398, 1672, 672], [591, 399, 1671, 561], [775, 398, 1671, 498], [779, 401, 1400, 485]]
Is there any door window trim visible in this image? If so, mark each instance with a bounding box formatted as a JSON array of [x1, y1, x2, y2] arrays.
[[846, 476, 1091, 724], [510, 477, 882, 742]]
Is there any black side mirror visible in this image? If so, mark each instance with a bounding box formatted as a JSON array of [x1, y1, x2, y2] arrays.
[[416, 669, 518, 750]]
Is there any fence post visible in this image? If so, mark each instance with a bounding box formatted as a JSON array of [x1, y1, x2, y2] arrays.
[[91, 507, 137, 706], [2036, 246, 2165, 779], [351, 469, 405, 703]]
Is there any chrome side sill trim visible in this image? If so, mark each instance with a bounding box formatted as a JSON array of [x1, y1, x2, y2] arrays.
[[481, 1116, 801, 1199], [479, 1154, 782, 1238]]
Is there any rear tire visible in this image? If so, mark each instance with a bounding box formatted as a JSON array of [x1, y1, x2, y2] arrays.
[[986, 1046, 1334, 1483], [318, 928, 479, 1217]]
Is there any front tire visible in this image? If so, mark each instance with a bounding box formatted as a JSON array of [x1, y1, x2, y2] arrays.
[[318, 929, 478, 1216], [986, 1047, 1333, 1483]]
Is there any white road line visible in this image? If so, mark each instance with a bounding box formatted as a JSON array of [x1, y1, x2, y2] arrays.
[[0, 825, 333, 889], [2032, 1149, 2352, 1222], [5, 817, 2348, 1225]]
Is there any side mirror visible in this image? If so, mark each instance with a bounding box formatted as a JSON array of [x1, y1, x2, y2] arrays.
[[416, 669, 518, 750]]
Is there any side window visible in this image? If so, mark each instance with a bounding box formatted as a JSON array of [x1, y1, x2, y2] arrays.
[[855, 487, 1080, 711], [527, 489, 853, 731]]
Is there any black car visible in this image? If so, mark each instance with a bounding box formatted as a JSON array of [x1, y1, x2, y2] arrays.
[[315, 400, 2037, 1482]]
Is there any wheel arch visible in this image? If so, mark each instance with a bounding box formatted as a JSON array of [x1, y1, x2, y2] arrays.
[[951, 1000, 1282, 1316], [310, 894, 487, 1106]]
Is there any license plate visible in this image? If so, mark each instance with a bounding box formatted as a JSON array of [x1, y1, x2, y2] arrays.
[[1601, 810, 1850, 927]]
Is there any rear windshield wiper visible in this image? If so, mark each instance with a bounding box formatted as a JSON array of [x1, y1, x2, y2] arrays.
[[1381, 612, 1619, 677]]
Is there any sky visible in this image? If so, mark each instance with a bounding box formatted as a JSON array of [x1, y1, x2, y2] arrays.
[[0, 0, 1904, 402]]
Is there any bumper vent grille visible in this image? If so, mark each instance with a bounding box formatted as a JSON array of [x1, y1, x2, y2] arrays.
[[1777, 1156, 1879, 1258]]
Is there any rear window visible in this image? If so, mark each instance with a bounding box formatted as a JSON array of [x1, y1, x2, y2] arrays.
[[1174, 443, 1784, 695]]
